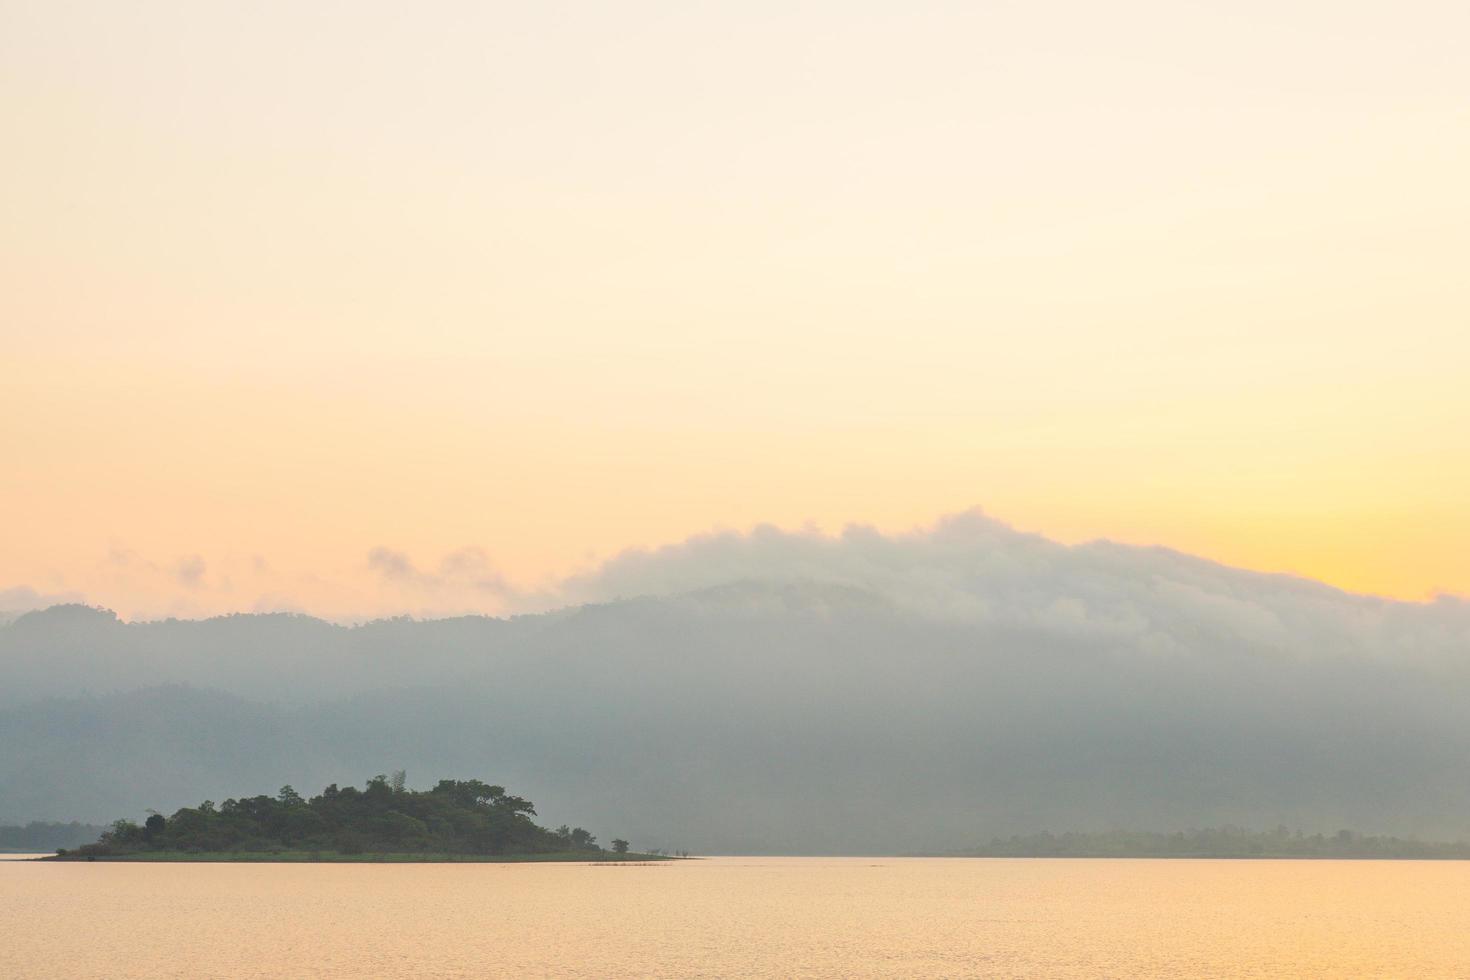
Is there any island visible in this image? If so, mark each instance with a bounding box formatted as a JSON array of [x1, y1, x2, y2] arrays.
[[47, 774, 666, 862]]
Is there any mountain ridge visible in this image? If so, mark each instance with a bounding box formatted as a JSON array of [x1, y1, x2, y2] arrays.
[[4, 515, 1469, 852]]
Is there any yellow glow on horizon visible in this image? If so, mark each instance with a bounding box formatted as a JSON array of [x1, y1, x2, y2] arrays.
[[3, 1, 1468, 618]]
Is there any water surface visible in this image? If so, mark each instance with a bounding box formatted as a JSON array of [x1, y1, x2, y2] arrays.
[[4, 856, 1468, 977]]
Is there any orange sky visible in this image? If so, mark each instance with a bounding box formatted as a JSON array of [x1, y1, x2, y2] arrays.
[[3, 1, 1468, 619]]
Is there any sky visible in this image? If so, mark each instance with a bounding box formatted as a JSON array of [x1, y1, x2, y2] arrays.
[[2, 0, 1468, 620]]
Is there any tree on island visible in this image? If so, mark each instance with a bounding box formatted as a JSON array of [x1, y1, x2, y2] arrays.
[[553, 824, 597, 850], [611, 838, 629, 854], [143, 813, 166, 842], [57, 775, 633, 860]]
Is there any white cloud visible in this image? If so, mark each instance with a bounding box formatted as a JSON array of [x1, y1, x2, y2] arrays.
[[559, 508, 1470, 663]]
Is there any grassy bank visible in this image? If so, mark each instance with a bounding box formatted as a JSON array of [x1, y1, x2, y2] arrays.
[[44, 850, 675, 863]]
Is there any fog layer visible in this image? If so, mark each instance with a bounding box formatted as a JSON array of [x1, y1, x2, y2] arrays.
[[3, 512, 1468, 853]]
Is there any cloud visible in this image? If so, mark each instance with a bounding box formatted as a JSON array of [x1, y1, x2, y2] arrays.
[[36, 547, 301, 622], [19, 510, 1469, 639], [174, 556, 207, 589], [367, 547, 419, 583], [558, 508, 1470, 663], [439, 547, 511, 595], [366, 545, 518, 607]]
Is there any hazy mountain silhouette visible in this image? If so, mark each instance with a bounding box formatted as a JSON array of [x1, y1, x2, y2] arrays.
[[4, 514, 1469, 853]]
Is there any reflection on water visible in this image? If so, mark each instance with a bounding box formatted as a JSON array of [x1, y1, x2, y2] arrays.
[[4, 856, 1469, 977]]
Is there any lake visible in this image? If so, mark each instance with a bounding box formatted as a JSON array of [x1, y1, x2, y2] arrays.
[[4, 855, 1469, 977]]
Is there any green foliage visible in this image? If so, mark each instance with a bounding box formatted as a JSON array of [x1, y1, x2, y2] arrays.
[[143, 813, 166, 841], [611, 838, 629, 854], [551, 824, 596, 850], [68, 776, 608, 859], [963, 827, 1470, 859]]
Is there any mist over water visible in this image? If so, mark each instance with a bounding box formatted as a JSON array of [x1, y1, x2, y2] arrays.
[[3, 514, 1469, 853]]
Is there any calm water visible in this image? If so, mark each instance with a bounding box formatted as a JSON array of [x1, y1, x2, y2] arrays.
[[4, 855, 1470, 977]]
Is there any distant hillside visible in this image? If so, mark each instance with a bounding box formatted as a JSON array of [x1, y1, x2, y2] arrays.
[[959, 827, 1470, 859], [4, 516, 1470, 853], [0, 821, 106, 852]]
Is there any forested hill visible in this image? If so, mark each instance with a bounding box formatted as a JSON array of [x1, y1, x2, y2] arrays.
[[54, 775, 639, 860]]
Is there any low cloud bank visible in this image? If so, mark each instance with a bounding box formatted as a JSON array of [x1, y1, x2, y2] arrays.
[[563, 508, 1470, 663], [5, 510, 1470, 849], [5, 509, 1467, 657]]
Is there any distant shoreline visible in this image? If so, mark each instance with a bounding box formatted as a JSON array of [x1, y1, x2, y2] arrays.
[[932, 853, 1470, 861], [939, 828, 1470, 861], [27, 851, 1470, 863], [42, 850, 675, 864]]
